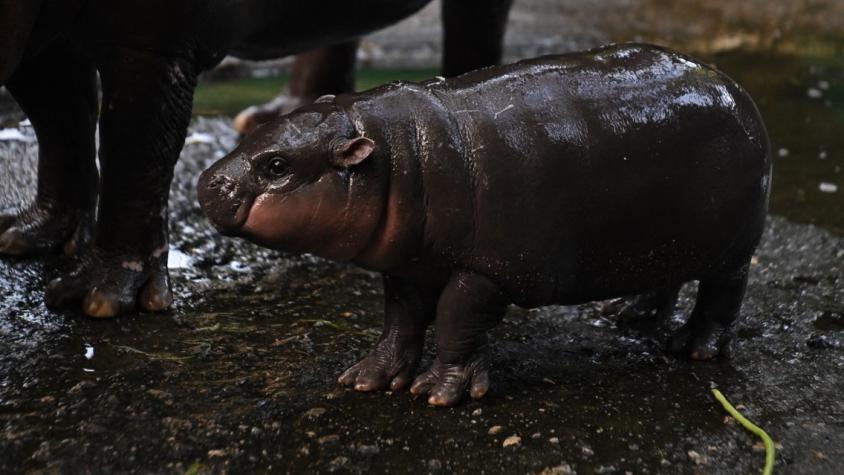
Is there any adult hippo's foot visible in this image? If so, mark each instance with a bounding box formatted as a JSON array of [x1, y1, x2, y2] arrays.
[[410, 353, 492, 407], [232, 41, 358, 136], [232, 94, 305, 136], [0, 202, 93, 256], [45, 248, 172, 318], [338, 332, 424, 392]]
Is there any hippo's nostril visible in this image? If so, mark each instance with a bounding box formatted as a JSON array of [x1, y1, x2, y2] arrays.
[[208, 175, 227, 189]]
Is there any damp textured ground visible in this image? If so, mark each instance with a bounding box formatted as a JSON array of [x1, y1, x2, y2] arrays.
[[1, 115, 843, 474]]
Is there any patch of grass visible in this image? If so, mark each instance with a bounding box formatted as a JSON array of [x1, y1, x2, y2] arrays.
[[193, 68, 438, 117]]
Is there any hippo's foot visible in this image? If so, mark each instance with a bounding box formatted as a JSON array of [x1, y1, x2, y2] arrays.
[[601, 287, 681, 324], [45, 248, 172, 318], [0, 203, 93, 256], [668, 321, 731, 360], [338, 333, 423, 392], [410, 353, 491, 407], [232, 94, 305, 136]]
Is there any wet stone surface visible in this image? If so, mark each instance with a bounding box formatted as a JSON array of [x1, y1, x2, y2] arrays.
[[1, 118, 843, 473]]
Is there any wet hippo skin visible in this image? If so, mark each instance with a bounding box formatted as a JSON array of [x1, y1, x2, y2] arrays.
[[199, 43, 772, 407], [0, 0, 513, 318]]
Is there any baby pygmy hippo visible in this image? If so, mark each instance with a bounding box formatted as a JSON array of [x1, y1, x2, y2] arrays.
[[198, 43, 771, 407]]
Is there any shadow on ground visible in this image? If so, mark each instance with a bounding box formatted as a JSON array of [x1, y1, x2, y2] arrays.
[[1, 116, 843, 474]]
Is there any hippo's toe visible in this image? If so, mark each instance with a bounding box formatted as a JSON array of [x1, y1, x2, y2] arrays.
[[410, 353, 491, 407], [338, 336, 423, 392], [0, 203, 93, 256], [45, 247, 172, 318], [668, 320, 731, 360]]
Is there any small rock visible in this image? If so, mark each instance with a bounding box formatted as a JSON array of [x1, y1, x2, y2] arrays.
[[687, 450, 709, 466], [298, 446, 310, 456], [819, 182, 838, 193], [488, 425, 503, 435], [207, 449, 226, 457], [778, 148, 789, 158], [303, 407, 327, 419], [582, 446, 594, 457], [357, 444, 380, 455], [531, 432, 541, 440], [471, 408, 482, 417], [427, 459, 443, 471], [549, 437, 560, 444], [538, 463, 574, 475], [330, 456, 349, 466], [67, 380, 95, 394], [807, 88, 823, 99], [502, 435, 521, 448], [660, 458, 671, 467], [318, 434, 340, 445]]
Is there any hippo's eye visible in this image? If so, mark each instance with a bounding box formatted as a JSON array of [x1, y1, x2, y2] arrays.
[[267, 158, 287, 177]]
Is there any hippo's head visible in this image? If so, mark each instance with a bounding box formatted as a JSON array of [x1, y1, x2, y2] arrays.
[[197, 103, 385, 260]]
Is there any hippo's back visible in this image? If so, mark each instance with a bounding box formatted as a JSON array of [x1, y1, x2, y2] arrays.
[[414, 44, 771, 306]]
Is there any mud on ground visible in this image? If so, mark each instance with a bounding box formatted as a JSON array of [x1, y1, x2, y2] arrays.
[[0, 118, 842, 474]]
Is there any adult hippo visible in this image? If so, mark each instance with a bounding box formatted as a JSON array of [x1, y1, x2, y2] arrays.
[[197, 44, 771, 405], [0, 0, 513, 317]]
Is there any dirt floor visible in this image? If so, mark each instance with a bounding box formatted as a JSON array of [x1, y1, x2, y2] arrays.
[[1, 115, 842, 474]]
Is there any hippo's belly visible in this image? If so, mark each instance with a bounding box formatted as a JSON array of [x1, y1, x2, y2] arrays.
[[77, 0, 432, 66], [231, 0, 433, 60]]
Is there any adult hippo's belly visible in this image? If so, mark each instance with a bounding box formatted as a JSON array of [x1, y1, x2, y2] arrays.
[[0, 0, 512, 318]]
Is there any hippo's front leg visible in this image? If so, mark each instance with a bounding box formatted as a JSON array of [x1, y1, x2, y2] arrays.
[[410, 272, 507, 407], [45, 49, 198, 318], [339, 275, 440, 392]]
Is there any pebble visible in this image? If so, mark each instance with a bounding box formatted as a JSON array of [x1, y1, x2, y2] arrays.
[[488, 425, 503, 435], [317, 434, 340, 445], [357, 444, 380, 455], [427, 459, 443, 471], [549, 437, 560, 444], [687, 450, 710, 465], [303, 407, 327, 419], [807, 88, 823, 99], [538, 463, 573, 475], [471, 408, 482, 416], [502, 435, 521, 448], [818, 182, 838, 193]]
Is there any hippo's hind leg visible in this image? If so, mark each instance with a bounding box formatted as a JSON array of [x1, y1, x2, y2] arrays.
[[669, 263, 751, 360], [441, 0, 513, 76], [339, 275, 440, 392], [45, 48, 198, 318], [410, 272, 507, 407], [233, 41, 359, 136], [0, 40, 98, 256], [602, 286, 682, 323]]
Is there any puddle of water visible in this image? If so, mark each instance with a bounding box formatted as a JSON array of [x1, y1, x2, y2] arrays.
[[706, 50, 844, 235]]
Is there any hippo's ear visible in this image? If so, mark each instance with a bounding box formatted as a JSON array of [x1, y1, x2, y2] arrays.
[[330, 137, 376, 169]]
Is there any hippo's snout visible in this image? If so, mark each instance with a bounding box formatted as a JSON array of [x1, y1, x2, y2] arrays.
[[197, 157, 255, 234]]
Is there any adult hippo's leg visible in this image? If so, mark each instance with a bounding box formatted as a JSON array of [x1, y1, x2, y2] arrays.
[[339, 275, 440, 392], [45, 48, 198, 318], [232, 41, 359, 136], [669, 263, 751, 360], [410, 272, 508, 407], [0, 40, 98, 255], [441, 0, 513, 77]]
